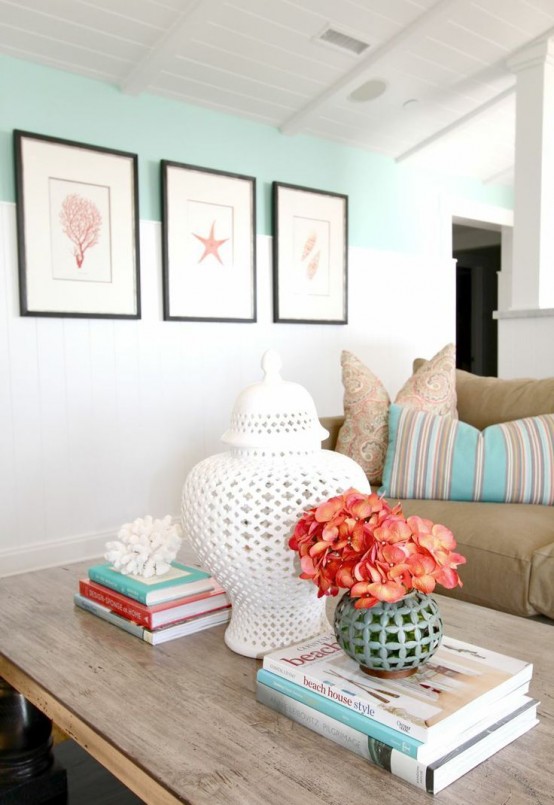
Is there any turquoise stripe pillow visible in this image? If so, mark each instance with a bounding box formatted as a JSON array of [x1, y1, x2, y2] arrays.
[[380, 404, 554, 505]]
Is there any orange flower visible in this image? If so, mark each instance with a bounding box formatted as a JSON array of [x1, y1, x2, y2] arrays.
[[374, 517, 412, 544], [289, 488, 465, 608]]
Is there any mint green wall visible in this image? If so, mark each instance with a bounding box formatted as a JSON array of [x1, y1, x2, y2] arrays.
[[0, 55, 512, 253]]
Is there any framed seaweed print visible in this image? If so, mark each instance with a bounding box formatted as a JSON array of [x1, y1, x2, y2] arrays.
[[272, 182, 348, 324], [14, 130, 140, 319], [161, 161, 256, 322]]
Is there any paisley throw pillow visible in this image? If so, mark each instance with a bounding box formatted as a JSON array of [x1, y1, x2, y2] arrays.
[[396, 342, 458, 416], [335, 344, 457, 485]]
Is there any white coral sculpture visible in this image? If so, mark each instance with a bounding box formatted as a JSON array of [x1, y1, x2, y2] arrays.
[[105, 515, 183, 578]]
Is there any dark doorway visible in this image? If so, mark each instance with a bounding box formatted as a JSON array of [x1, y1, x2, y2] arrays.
[[453, 225, 500, 377]]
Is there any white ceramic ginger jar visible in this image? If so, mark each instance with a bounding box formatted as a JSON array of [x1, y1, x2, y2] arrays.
[[181, 350, 369, 658]]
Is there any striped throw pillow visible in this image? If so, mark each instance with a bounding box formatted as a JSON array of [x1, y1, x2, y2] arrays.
[[381, 404, 554, 505]]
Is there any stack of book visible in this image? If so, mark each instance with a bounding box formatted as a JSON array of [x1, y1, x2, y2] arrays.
[[74, 561, 231, 645], [257, 632, 539, 795]]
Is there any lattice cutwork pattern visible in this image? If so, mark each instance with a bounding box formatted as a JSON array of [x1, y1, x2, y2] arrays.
[[182, 449, 368, 658], [334, 591, 443, 674], [229, 410, 314, 437]]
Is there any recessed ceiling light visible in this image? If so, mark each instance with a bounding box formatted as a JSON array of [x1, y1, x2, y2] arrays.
[[348, 79, 388, 103]]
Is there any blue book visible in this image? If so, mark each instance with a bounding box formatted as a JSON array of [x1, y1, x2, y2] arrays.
[[74, 593, 231, 645], [257, 667, 422, 758], [256, 668, 532, 764], [88, 561, 213, 605], [257, 678, 538, 795]]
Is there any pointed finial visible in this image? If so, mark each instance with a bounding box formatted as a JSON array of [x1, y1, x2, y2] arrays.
[[261, 349, 282, 383]]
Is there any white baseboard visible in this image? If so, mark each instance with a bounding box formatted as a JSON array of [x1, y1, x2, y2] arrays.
[[0, 517, 192, 578], [0, 528, 116, 577]]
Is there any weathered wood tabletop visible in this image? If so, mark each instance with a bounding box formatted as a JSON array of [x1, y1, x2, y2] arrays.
[[0, 560, 552, 805]]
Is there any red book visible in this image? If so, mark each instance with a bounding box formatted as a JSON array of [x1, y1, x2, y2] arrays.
[[78, 578, 230, 629]]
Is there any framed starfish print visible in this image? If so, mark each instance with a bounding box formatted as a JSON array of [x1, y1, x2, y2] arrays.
[[161, 161, 256, 322], [272, 182, 347, 324]]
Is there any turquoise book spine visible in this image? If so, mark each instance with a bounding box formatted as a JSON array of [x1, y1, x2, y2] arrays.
[[87, 562, 211, 604], [256, 668, 422, 759]]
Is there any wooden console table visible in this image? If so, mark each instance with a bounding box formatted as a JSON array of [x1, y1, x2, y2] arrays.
[[0, 561, 552, 804]]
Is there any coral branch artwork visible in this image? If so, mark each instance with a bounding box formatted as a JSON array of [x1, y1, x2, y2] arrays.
[[192, 219, 229, 265], [59, 193, 102, 268], [14, 130, 140, 318]]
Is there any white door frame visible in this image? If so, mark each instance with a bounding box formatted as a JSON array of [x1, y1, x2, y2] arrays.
[[440, 194, 514, 310]]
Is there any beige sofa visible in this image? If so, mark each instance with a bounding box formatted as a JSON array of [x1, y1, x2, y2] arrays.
[[321, 369, 554, 621]]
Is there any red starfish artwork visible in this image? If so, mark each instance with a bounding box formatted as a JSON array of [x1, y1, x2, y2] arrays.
[[192, 220, 229, 265]]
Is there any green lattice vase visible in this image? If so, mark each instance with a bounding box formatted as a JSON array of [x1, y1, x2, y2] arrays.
[[333, 591, 443, 679]]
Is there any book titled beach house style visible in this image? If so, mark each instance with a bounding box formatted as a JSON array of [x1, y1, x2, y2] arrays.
[[87, 561, 213, 605], [256, 668, 532, 763], [262, 632, 533, 743]]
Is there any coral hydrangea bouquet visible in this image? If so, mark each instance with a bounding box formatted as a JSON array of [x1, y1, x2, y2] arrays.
[[289, 488, 466, 609]]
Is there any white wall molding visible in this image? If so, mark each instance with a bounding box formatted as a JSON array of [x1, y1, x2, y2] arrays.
[[494, 307, 554, 319], [0, 527, 117, 577], [439, 194, 513, 258], [444, 195, 514, 229], [439, 194, 514, 312]]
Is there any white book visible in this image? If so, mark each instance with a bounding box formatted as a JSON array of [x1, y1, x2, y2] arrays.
[[74, 593, 230, 644], [262, 632, 533, 743], [257, 667, 531, 763], [257, 682, 539, 795]]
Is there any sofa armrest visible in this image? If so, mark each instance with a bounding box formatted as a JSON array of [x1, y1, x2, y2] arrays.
[[320, 416, 344, 451], [530, 541, 554, 620]]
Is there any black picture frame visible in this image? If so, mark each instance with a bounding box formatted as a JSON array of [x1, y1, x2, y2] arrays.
[[14, 130, 141, 319], [272, 181, 348, 324], [161, 161, 256, 322]]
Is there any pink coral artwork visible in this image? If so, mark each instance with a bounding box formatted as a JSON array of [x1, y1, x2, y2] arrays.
[[15, 131, 139, 318], [59, 193, 102, 269], [49, 178, 111, 283]]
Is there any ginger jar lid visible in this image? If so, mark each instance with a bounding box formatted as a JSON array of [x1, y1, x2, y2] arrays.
[[221, 350, 329, 450]]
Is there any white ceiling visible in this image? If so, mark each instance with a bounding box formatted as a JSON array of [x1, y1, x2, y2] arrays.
[[1, 0, 553, 187]]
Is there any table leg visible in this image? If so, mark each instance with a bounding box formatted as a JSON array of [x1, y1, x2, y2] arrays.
[[0, 676, 67, 803]]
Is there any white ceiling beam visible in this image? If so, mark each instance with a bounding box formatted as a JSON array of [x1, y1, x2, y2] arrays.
[[395, 28, 554, 170], [120, 0, 209, 95], [280, 0, 461, 136], [395, 87, 515, 163]]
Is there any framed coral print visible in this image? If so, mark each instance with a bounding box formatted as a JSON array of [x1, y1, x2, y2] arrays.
[[161, 161, 256, 322], [273, 182, 348, 324], [14, 130, 140, 319]]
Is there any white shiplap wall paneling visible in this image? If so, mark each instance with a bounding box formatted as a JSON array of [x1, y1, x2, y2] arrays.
[[0, 202, 456, 575]]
